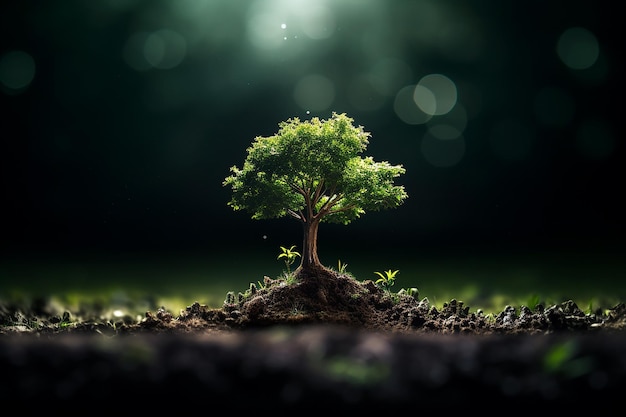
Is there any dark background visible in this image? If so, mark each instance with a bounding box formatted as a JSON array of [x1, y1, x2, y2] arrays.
[[1, 1, 624, 280]]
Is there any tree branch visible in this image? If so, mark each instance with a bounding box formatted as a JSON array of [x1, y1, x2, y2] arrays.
[[317, 192, 346, 217], [328, 202, 356, 215], [290, 182, 305, 195], [287, 209, 302, 221], [312, 179, 325, 205]]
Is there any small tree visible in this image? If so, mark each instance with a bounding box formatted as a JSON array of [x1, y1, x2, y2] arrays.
[[223, 112, 408, 276]]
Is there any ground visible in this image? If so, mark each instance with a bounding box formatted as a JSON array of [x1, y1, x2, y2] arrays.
[[1, 268, 626, 412]]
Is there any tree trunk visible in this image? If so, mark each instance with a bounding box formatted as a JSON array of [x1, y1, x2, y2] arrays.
[[299, 217, 322, 272]]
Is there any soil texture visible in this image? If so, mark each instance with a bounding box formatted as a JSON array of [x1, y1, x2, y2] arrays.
[[2, 269, 626, 412]]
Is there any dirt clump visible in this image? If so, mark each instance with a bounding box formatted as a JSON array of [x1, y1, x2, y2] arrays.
[[1, 269, 626, 412], [136, 269, 626, 336], [2, 268, 625, 336]]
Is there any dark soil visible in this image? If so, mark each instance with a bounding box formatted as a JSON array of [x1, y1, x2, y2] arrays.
[[2, 268, 626, 412]]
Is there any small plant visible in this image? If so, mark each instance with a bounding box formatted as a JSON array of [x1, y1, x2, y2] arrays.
[[374, 269, 399, 292], [337, 259, 348, 273], [51, 311, 73, 330], [282, 272, 299, 285], [290, 302, 306, 316], [397, 287, 419, 299], [224, 291, 236, 306], [524, 294, 542, 311], [277, 245, 301, 274]]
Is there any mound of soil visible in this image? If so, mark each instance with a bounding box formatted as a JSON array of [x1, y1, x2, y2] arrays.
[[2, 268, 626, 412]]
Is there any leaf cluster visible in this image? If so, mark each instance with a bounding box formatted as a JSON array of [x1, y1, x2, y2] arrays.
[[223, 112, 408, 225], [277, 245, 301, 273], [374, 269, 399, 292]]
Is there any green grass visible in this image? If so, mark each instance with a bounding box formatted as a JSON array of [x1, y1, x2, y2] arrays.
[[1, 246, 624, 316]]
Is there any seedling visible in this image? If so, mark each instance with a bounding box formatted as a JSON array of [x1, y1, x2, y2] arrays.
[[374, 269, 399, 292], [278, 245, 301, 274], [397, 287, 419, 299]]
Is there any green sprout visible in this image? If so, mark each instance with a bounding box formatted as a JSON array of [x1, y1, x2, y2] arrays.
[[397, 287, 419, 299], [278, 245, 301, 274], [374, 269, 399, 292]]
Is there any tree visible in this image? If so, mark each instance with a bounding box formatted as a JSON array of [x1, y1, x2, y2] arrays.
[[223, 112, 408, 276]]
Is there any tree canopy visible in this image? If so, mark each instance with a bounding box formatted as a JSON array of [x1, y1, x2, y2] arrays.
[[223, 112, 408, 272]]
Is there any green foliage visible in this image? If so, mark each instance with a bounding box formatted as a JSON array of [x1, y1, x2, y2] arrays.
[[55, 311, 73, 329], [524, 294, 541, 311], [320, 356, 390, 385], [223, 111, 407, 229], [374, 269, 399, 292], [543, 340, 594, 378], [337, 259, 348, 273], [373, 269, 418, 303], [224, 112, 408, 271], [397, 287, 419, 299], [277, 245, 301, 273]]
